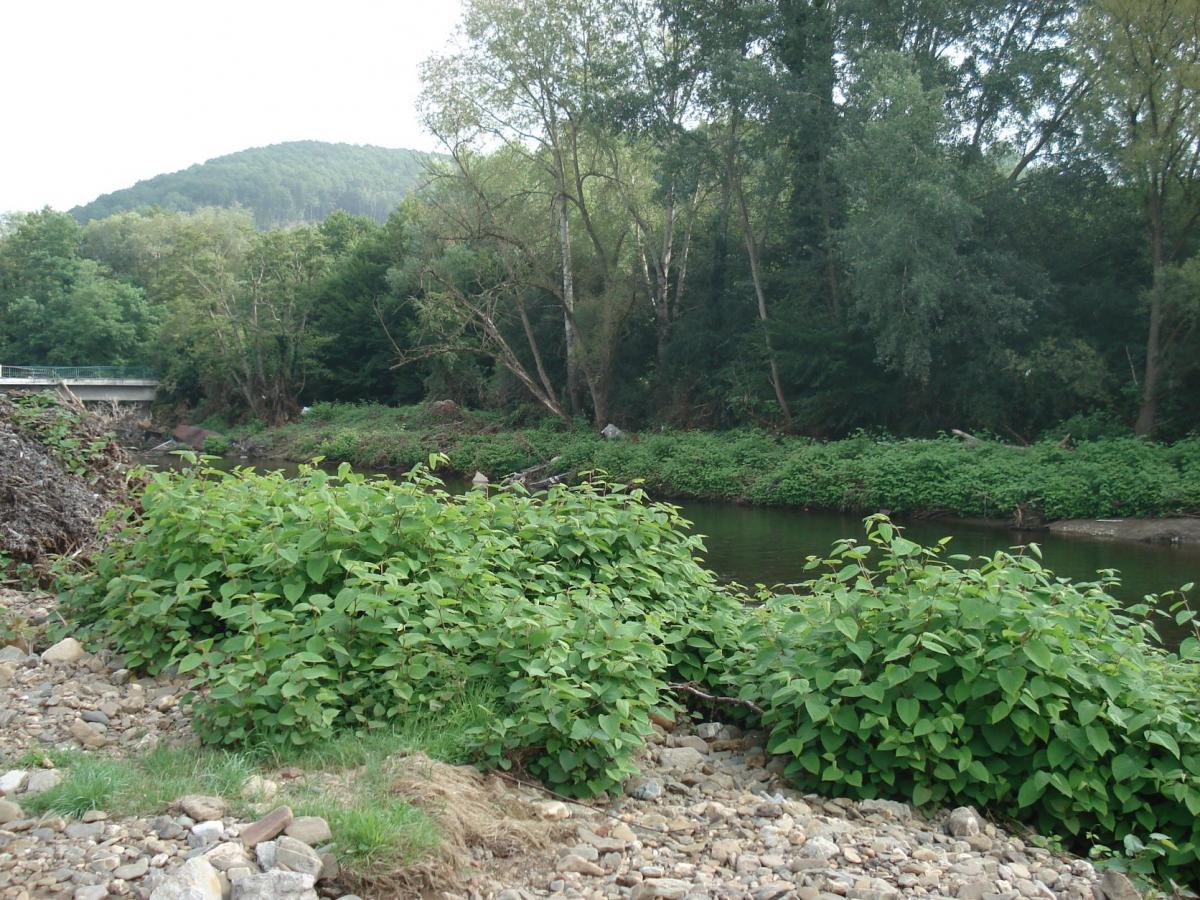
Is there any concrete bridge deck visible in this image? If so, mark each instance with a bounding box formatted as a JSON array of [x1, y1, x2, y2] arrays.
[[0, 365, 158, 403]]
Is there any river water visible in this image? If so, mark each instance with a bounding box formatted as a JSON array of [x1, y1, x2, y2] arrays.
[[143, 454, 1200, 644]]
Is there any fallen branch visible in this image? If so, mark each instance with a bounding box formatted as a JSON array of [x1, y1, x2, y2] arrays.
[[668, 681, 763, 715], [504, 456, 570, 490], [951, 428, 1029, 451], [950, 428, 983, 447]]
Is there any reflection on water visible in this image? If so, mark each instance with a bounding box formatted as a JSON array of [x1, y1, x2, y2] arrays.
[[140, 453, 1200, 645]]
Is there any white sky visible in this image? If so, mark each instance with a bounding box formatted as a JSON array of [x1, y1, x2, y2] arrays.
[[0, 0, 463, 213]]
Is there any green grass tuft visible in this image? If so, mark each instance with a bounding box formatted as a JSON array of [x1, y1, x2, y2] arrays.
[[21, 747, 257, 819]]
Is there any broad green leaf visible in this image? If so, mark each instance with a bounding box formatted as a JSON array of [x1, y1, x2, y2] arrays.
[[997, 667, 1026, 697], [896, 698, 920, 727], [834, 617, 859, 641], [1022, 639, 1054, 669], [1146, 730, 1181, 759]]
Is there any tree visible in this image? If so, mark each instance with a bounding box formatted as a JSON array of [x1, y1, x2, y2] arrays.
[[1078, 0, 1200, 434], [179, 226, 331, 424], [667, 0, 803, 425], [420, 0, 654, 425], [306, 208, 426, 404], [835, 51, 1034, 383], [0, 209, 157, 366], [410, 148, 574, 421], [606, 0, 714, 381]]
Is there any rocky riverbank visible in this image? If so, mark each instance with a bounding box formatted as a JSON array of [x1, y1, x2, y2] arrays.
[[0, 601, 1148, 900], [459, 722, 1141, 900]]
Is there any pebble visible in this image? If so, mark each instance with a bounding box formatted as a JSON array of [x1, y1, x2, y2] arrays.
[[239, 805, 293, 847], [178, 794, 227, 821], [0, 799, 23, 824], [189, 819, 225, 845], [25, 768, 63, 793], [629, 779, 663, 801], [560, 853, 606, 876], [0, 630, 192, 757], [657, 746, 705, 769], [274, 835, 324, 878], [41, 637, 85, 664], [948, 806, 983, 837], [535, 800, 571, 820], [69, 719, 107, 749]]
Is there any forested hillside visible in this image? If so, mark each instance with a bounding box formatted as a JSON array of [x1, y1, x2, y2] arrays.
[[70, 142, 438, 228], [4, 0, 1199, 442]]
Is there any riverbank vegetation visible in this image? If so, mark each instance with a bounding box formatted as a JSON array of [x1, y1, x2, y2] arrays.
[[706, 519, 1200, 884], [59, 459, 736, 796], [242, 401, 1200, 522], [3, 0, 1200, 443], [55, 460, 1200, 883]]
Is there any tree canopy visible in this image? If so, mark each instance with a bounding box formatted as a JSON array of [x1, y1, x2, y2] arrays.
[[3, 0, 1198, 440]]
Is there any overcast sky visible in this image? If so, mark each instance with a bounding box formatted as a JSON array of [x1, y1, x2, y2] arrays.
[[0, 0, 463, 214]]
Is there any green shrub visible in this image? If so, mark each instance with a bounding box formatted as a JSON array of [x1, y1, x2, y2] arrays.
[[201, 434, 231, 455], [720, 516, 1200, 882], [58, 458, 738, 797], [239, 402, 1200, 521]]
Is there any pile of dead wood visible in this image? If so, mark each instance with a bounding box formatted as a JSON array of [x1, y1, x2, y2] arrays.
[[0, 392, 134, 583]]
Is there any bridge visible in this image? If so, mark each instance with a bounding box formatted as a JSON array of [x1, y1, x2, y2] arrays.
[[0, 365, 158, 403]]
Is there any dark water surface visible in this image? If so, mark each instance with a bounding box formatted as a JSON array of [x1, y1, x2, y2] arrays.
[[144, 454, 1200, 641], [683, 501, 1197, 595]]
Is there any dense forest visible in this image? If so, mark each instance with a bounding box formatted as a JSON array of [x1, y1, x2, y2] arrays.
[[69, 142, 437, 228], [3, 0, 1199, 441]]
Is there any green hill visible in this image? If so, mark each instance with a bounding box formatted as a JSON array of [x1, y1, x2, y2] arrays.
[[71, 141, 438, 228]]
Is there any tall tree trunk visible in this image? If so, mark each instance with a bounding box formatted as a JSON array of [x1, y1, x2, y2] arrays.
[[744, 230, 793, 427], [557, 191, 584, 416], [732, 172, 793, 426], [1135, 202, 1166, 435], [654, 301, 672, 374], [587, 373, 609, 428]]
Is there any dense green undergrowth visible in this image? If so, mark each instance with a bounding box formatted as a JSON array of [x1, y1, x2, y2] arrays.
[[237, 401, 1200, 521], [60, 458, 735, 797], [61, 459, 1200, 883], [693, 518, 1200, 883]]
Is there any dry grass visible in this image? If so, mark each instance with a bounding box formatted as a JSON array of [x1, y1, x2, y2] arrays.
[[342, 752, 564, 896]]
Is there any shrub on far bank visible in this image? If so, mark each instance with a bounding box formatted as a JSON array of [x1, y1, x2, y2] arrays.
[[242, 403, 1200, 521]]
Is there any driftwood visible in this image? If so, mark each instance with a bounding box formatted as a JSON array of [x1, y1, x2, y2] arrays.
[[668, 681, 764, 715], [950, 428, 983, 447], [504, 456, 569, 490], [951, 428, 1032, 451]]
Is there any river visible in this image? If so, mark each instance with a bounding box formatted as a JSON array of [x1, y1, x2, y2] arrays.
[[143, 454, 1200, 645]]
